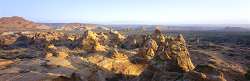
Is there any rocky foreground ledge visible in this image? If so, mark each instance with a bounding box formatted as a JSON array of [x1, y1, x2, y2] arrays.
[[0, 29, 226, 81]]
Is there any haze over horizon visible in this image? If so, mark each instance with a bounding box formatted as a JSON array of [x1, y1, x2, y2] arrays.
[[0, 0, 249, 24]]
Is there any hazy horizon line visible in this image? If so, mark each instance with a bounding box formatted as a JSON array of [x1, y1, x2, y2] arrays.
[[1, 16, 249, 26]]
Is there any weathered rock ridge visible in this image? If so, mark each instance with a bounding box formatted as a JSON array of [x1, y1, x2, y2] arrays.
[[0, 29, 228, 81]]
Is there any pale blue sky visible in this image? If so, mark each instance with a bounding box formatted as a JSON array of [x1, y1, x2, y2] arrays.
[[0, 0, 249, 24]]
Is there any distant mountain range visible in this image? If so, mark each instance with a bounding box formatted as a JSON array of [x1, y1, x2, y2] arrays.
[[1, 16, 249, 32], [0, 16, 50, 31], [219, 26, 250, 32]]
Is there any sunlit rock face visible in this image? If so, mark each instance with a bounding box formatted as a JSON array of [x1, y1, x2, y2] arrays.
[[135, 29, 228, 81], [159, 34, 195, 72], [29, 32, 65, 49], [110, 49, 128, 60], [135, 30, 197, 81], [0, 28, 230, 81], [137, 30, 195, 72], [138, 39, 158, 60], [78, 30, 106, 52], [0, 31, 70, 49]]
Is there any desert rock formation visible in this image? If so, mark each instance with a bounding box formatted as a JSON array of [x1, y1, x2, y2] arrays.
[[0, 29, 231, 81]]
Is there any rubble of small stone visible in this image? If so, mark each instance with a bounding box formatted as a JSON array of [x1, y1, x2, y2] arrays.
[[0, 29, 249, 81]]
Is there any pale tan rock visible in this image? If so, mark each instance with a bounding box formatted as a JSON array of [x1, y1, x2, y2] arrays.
[[0, 59, 14, 69], [79, 30, 106, 52], [136, 30, 197, 81], [0, 59, 14, 66], [174, 34, 195, 72], [0, 34, 18, 47], [138, 39, 158, 60], [111, 49, 128, 60]]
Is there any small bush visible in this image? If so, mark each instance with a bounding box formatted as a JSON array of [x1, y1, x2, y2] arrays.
[[245, 69, 250, 80]]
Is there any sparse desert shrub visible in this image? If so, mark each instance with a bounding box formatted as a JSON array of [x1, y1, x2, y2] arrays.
[[246, 68, 250, 80]]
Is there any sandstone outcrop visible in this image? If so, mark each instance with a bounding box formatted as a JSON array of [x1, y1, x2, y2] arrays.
[[29, 32, 66, 49], [0, 28, 232, 81], [159, 34, 195, 72], [137, 32, 194, 72], [138, 39, 158, 60], [136, 30, 198, 81], [108, 30, 126, 47], [0, 31, 69, 49], [110, 49, 128, 60], [0, 34, 18, 48], [78, 30, 106, 52], [135, 30, 228, 81]]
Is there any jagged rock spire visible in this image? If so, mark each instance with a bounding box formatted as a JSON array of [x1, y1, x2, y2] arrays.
[[138, 39, 158, 60], [163, 34, 195, 72], [136, 32, 196, 81]]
